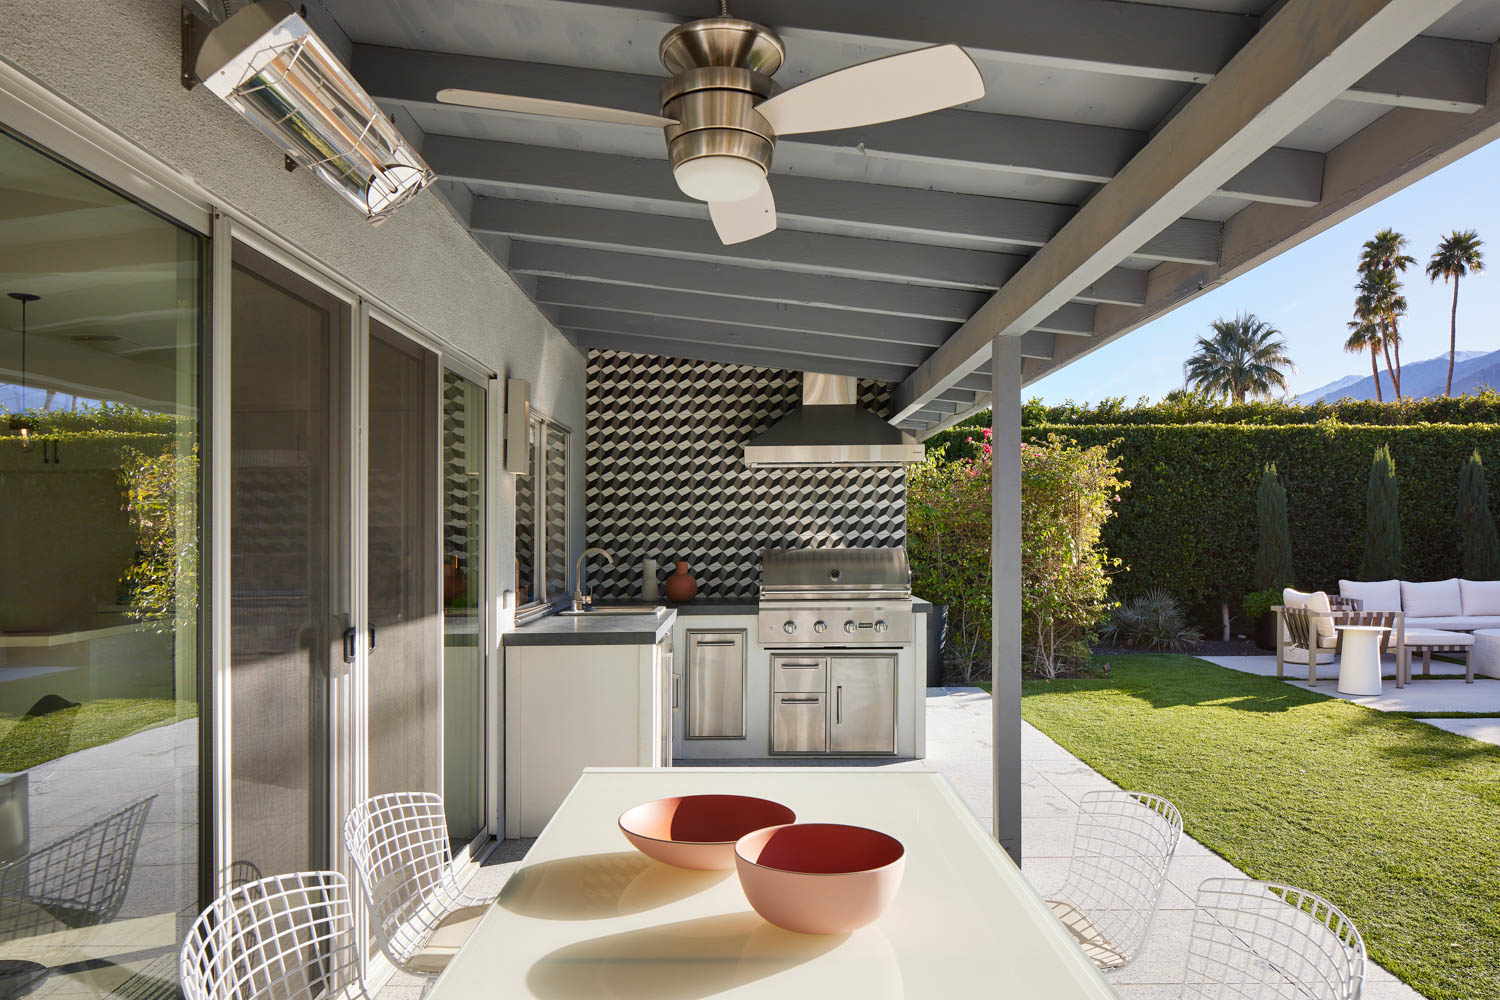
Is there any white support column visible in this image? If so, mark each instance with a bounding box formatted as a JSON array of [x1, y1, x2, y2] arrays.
[[991, 335, 1023, 864]]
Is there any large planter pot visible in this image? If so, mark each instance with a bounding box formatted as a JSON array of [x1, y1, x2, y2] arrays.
[[1252, 612, 1278, 651]]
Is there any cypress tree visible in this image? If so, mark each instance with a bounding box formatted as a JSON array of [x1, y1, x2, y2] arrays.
[[1361, 443, 1402, 580], [1254, 463, 1294, 590], [1457, 449, 1500, 579]]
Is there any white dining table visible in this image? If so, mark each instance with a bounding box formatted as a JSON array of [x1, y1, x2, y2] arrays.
[[428, 767, 1119, 999]]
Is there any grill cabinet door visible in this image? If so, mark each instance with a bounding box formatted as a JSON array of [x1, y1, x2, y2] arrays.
[[828, 655, 896, 754]]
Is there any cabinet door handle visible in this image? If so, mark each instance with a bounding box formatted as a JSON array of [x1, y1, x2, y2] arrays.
[[836, 685, 843, 724], [778, 662, 820, 669], [779, 697, 819, 704]]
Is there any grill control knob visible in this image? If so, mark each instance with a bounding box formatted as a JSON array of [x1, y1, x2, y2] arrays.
[[844, 619, 858, 634], [813, 620, 828, 634], [874, 619, 890, 634], [783, 620, 797, 635]]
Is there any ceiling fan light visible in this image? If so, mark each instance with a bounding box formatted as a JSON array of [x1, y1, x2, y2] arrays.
[[672, 155, 764, 203]]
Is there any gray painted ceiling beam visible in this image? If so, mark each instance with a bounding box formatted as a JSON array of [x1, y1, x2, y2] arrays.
[[557, 308, 1055, 365], [507, 240, 1147, 309], [353, 45, 1320, 205], [556, 308, 938, 367], [568, 329, 917, 382], [473, 201, 1160, 301], [893, 0, 1464, 422], [506, 242, 994, 320], [545, 0, 1484, 111], [474, 199, 1021, 289], [428, 135, 1220, 264], [533, 277, 959, 347]]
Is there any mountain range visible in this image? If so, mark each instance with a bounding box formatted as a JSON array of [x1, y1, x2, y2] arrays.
[[1296, 349, 1500, 403]]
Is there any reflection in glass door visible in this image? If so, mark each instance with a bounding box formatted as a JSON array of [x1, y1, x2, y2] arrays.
[[228, 246, 348, 879], [0, 128, 202, 995], [367, 321, 440, 797], [442, 371, 484, 851]]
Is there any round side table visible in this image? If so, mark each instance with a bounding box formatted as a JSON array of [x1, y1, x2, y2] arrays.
[[1334, 625, 1388, 696]]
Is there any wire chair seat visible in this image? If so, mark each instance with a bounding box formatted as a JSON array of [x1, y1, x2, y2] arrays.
[[1182, 878, 1365, 1000], [342, 792, 491, 979], [1046, 789, 1184, 970]]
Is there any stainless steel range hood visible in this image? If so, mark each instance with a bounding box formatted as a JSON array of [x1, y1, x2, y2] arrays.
[[743, 374, 925, 468]]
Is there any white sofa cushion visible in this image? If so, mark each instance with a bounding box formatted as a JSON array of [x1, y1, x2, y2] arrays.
[[1405, 616, 1500, 632], [1339, 579, 1401, 613], [1401, 579, 1462, 619], [1283, 588, 1335, 640], [1460, 579, 1500, 617]]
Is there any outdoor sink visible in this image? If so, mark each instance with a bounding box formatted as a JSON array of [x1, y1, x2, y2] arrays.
[[559, 604, 667, 616]]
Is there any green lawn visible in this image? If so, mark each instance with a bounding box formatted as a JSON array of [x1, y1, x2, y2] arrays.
[[1020, 655, 1500, 1000], [0, 698, 194, 772]]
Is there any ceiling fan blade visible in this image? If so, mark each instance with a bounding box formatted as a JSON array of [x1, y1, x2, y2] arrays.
[[755, 44, 984, 137], [709, 177, 777, 245], [436, 89, 676, 128]]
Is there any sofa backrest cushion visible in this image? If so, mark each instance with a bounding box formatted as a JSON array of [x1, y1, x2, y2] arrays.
[[1401, 579, 1462, 619], [1459, 579, 1500, 617], [1339, 579, 1401, 613], [1283, 588, 1335, 639]]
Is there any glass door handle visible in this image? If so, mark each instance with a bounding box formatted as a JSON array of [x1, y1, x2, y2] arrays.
[[369, 626, 377, 650], [342, 627, 358, 664]]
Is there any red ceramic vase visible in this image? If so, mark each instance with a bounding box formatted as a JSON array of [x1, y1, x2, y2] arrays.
[[664, 561, 697, 603]]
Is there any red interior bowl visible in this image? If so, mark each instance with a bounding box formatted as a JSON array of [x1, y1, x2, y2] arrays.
[[735, 823, 906, 934], [618, 795, 796, 870]]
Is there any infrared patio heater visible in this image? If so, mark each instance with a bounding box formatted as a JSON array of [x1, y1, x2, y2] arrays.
[[181, 1, 434, 224]]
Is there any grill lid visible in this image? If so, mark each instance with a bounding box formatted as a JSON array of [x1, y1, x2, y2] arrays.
[[759, 547, 911, 598]]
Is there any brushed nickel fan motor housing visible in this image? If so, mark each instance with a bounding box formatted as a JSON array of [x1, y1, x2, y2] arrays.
[[658, 18, 784, 178]]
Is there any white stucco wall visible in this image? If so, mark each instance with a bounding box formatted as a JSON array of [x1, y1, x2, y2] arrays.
[[0, 0, 587, 622]]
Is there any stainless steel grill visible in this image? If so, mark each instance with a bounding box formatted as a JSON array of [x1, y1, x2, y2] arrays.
[[757, 547, 914, 647]]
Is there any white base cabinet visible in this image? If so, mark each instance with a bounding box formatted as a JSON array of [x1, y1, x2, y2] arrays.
[[504, 636, 673, 838]]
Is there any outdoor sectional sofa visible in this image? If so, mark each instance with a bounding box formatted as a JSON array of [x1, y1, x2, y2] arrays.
[[1337, 578, 1500, 632], [1276, 579, 1500, 686]]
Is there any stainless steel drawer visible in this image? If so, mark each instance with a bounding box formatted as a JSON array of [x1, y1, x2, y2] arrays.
[[686, 631, 746, 739], [771, 655, 826, 693], [772, 693, 826, 753]]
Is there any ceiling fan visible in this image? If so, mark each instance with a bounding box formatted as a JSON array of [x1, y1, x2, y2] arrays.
[[436, 5, 985, 245]]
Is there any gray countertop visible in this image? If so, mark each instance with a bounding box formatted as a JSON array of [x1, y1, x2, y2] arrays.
[[629, 598, 933, 615], [505, 609, 676, 647]]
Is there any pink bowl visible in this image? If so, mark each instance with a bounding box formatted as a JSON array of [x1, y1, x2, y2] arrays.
[[734, 823, 906, 934], [619, 795, 797, 870]]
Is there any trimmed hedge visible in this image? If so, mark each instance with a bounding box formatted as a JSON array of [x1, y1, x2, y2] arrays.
[[926, 422, 1500, 630], [941, 388, 1500, 433]]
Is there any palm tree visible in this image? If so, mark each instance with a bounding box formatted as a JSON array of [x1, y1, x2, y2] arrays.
[[1356, 229, 1413, 398], [1183, 313, 1296, 403], [1425, 229, 1485, 396], [1344, 316, 1384, 402]]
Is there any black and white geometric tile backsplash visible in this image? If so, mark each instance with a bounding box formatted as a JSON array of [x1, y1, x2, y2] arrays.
[[586, 350, 907, 601]]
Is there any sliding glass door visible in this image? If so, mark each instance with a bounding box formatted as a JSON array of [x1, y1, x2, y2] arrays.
[[227, 244, 350, 879], [0, 127, 203, 996], [366, 321, 441, 799], [442, 370, 485, 852]]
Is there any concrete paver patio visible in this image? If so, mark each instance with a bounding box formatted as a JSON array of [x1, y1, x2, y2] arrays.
[[1198, 653, 1500, 747]]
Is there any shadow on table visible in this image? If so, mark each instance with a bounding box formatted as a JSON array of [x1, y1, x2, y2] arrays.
[[527, 911, 873, 1000], [498, 851, 731, 920]]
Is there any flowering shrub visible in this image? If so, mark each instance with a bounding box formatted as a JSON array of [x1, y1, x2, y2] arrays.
[[908, 430, 1124, 681]]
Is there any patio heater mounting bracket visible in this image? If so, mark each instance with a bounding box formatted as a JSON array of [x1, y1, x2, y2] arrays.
[[180, 6, 214, 91]]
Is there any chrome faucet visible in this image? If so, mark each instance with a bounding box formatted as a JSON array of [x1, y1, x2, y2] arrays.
[[572, 547, 615, 612]]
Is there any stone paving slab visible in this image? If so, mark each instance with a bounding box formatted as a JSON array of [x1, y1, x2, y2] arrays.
[[1420, 717, 1500, 744], [1199, 655, 1500, 744]]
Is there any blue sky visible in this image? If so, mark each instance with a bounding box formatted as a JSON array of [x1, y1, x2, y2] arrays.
[[1030, 137, 1500, 405]]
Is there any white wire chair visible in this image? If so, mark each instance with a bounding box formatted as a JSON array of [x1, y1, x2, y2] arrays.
[[1046, 789, 1184, 969], [342, 792, 491, 982], [1182, 878, 1366, 1000], [179, 870, 368, 1000]]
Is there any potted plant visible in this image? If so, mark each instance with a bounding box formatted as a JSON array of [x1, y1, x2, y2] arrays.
[[1242, 588, 1282, 651]]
